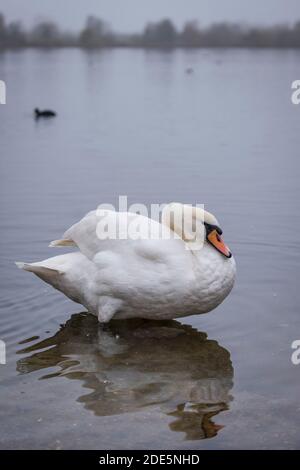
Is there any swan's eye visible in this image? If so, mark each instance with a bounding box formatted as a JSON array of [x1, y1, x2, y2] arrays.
[[204, 222, 223, 237]]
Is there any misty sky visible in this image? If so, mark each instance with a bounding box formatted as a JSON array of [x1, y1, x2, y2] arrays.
[[1, 0, 300, 32]]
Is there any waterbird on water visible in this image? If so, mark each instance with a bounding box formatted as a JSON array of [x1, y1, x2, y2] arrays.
[[16, 203, 236, 323], [34, 108, 56, 118]]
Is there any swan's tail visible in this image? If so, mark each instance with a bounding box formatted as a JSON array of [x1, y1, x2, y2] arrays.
[[15, 261, 31, 271], [49, 238, 76, 247], [15, 261, 62, 277]]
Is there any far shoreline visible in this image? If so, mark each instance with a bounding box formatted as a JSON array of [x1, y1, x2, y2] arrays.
[[1, 45, 300, 51]]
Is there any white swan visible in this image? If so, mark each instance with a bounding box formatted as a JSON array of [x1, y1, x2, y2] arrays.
[[16, 203, 236, 322]]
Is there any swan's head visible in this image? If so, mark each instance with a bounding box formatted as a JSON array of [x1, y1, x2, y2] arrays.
[[162, 203, 232, 258]]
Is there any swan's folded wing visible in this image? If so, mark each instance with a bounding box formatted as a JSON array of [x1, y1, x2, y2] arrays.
[[50, 209, 180, 262]]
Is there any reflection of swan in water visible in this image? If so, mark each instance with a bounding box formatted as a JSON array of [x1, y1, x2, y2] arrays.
[[17, 313, 234, 441]]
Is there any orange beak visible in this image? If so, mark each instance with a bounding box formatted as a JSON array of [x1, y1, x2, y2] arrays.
[[207, 229, 232, 258]]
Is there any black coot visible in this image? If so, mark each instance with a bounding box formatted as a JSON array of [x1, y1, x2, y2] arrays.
[[34, 108, 57, 118]]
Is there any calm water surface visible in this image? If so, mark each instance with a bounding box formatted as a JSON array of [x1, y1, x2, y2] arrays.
[[0, 48, 299, 449]]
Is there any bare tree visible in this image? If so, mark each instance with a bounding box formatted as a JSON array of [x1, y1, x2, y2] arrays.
[[30, 21, 61, 47], [181, 21, 201, 46], [79, 16, 111, 47], [143, 19, 177, 47]]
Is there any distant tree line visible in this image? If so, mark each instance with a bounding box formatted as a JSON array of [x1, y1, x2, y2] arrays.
[[1, 13, 300, 48]]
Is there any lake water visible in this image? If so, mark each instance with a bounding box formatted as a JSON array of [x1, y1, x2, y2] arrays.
[[0, 48, 299, 449]]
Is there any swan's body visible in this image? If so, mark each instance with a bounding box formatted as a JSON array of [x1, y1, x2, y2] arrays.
[[17, 204, 236, 322]]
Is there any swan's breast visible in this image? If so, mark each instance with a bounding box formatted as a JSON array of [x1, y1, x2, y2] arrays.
[[189, 246, 236, 312]]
